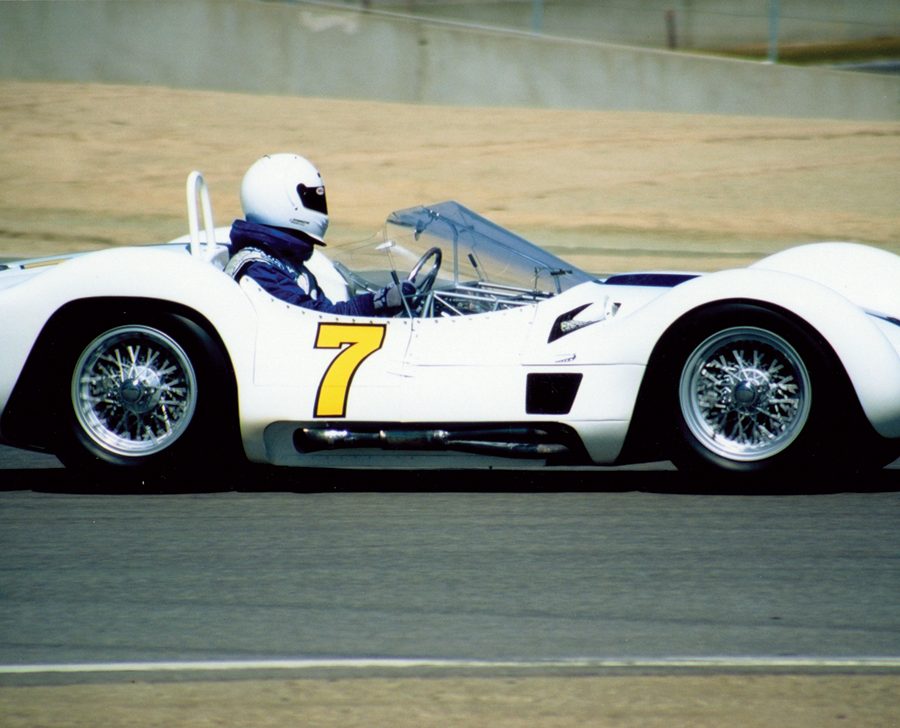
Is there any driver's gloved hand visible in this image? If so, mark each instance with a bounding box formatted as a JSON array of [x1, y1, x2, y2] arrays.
[[373, 280, 416, 312]]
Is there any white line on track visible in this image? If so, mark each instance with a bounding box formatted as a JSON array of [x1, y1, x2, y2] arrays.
[[2, 657, 900, 675]]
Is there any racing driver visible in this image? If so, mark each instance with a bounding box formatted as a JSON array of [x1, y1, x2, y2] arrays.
[[226, 153, 411, 315]]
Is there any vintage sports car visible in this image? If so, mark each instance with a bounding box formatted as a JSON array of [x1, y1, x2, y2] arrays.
[[1, 172, 899, 481]]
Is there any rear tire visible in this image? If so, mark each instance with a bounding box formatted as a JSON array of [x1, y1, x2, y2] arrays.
[[54, 312, 235, 481]]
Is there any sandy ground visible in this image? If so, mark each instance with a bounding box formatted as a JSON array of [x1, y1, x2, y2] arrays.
[[2, 674, 899, 728], [1, 81, 898, 273], [1, 80, 899, 725]]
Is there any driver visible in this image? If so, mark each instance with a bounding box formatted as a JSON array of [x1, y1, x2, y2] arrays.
[[225, 153, 411, 315]]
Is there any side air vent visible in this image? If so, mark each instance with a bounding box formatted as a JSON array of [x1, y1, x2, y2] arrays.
[[526, 372, 583, 415], [548, 304, 592, 342]]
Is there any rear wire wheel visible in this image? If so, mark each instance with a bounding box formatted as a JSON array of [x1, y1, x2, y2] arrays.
[[55, 312, 235, 481], [71, 325, 198, 459]]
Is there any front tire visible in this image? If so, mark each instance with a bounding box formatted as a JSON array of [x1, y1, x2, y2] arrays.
[[665, 304, 849, 478], [679, 325, 812, 464]]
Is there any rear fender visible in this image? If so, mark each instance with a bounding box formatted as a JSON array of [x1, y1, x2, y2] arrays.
[[0, 247, 261, 448]]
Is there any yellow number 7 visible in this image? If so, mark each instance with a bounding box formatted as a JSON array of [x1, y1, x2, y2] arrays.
[[314, 323, 386, 418]]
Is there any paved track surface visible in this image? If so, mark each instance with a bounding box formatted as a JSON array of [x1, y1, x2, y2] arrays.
[[2, 449, 899, 726], [2, 447, 899, 673]]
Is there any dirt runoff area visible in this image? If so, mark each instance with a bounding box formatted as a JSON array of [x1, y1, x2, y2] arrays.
[[1, 81, 898, 273], [1, 80, 899, 725], [2, 673, 899, 727]]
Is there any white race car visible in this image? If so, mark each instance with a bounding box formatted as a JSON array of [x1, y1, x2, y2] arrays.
[[1, 172, 899, 482]]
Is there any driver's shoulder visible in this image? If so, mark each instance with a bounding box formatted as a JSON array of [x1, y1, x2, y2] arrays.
[[225, 246, 293, 281]]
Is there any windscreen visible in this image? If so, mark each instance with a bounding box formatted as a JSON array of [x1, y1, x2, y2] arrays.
[[385, 202, 591, 294]]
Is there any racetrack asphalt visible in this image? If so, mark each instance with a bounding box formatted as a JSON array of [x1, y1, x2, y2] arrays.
[[1, 447, 899, 726]]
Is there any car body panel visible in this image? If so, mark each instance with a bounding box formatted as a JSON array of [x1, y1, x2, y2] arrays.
[[1, 196, 898, 471]]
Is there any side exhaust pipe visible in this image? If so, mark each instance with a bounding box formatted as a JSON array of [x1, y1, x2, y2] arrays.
[[294, 426, 572, 459]]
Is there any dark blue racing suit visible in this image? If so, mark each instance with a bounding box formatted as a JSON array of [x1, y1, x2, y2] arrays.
[[227, 219, 375, 316]]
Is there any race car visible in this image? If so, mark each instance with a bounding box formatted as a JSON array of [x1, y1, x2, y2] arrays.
[[1, 171, 898, 482]]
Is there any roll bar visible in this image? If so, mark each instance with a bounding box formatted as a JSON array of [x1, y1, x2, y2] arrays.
[[186, 170, 217, 260]]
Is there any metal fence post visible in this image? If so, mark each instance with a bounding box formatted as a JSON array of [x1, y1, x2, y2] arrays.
[[531, 0, 543, 33], [768, 0, 780, 63]]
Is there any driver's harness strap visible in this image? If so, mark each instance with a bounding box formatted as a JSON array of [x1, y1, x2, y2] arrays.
[[225, 246, 324, 300]]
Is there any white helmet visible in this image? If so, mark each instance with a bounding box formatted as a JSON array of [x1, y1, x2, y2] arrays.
[[240, 153, 329, 242]]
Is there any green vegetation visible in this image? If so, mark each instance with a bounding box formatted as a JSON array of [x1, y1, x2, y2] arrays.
[[703, 36, 900, 65]]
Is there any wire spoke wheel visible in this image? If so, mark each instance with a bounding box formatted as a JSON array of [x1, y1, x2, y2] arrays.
[[71, 325, 198, 458], [679, 326, 812, 462]]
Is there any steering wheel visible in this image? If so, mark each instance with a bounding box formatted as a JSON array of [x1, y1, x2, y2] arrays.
[[407, 246, 442, 300]]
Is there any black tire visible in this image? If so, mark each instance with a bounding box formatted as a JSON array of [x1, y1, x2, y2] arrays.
[[54, 311, 237, 480], [661, 303, 855, 479]]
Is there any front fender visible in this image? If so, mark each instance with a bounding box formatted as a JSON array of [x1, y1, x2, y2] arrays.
[[545, 267, 900, 439], [751, 242, 900, 318]]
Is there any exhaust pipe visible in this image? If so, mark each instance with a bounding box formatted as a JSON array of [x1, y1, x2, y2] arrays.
[[294, 426, 571, 459]]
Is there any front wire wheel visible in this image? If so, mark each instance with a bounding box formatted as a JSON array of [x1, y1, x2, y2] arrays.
[[679, 326, 812, 463], [71, 325, 198, 458], [660, 304, 860, 479]]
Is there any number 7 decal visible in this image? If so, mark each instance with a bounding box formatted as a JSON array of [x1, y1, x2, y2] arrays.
[[314, 323, 386, 418]]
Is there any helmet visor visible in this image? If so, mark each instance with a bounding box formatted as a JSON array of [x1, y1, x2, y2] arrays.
[[298, 183, 328, 215]]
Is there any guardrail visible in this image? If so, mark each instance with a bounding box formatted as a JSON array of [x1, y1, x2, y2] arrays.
[[0, 0, 897, 119]]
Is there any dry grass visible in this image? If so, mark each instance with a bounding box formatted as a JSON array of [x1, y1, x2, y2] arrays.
[[1, 80, 898, 273], [3, 674, 900, 728]]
